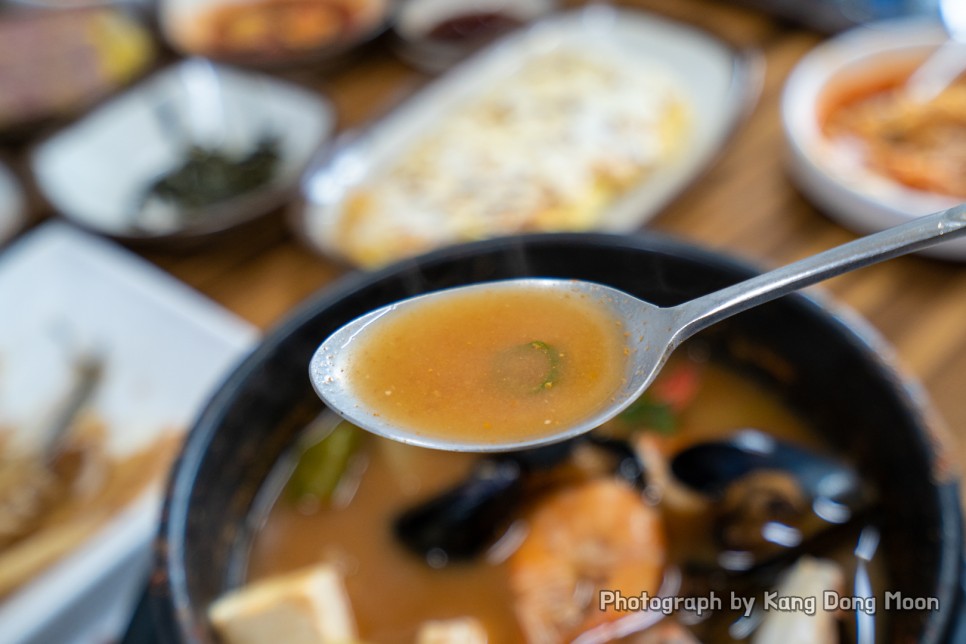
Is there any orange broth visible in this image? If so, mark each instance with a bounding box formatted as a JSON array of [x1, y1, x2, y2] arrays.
[[346, 286, 629, 444]]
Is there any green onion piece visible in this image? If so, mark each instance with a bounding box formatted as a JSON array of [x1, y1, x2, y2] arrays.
[[494, 340, 561, 394], [527, 341, 560, 392], [287, 420, 362, 503], [618, 394, 676, 434]]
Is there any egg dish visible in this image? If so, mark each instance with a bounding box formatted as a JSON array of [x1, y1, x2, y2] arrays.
[[333, 48, 691, 267]]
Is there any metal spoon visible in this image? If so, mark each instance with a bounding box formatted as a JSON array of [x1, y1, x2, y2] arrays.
[[905, 0, 966, 102], [310, 202, 966, 453]]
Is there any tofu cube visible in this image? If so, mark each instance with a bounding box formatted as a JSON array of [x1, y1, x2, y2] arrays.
[[208, 564, 357, 644]]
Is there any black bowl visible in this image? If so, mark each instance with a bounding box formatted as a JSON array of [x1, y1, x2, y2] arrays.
[[151, 232, 965, 642]]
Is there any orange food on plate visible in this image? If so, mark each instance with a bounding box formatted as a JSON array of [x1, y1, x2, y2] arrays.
[[186, 0, 386, 58], [822, 71, 966, 199]]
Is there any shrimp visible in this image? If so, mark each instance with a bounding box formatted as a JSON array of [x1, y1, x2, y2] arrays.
[[508, 478, 666, 644], [626, 620, 699, 644]]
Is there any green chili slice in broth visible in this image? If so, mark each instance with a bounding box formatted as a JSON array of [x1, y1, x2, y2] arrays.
[[494, 340, 561, 394], [288, 420, 362, 504], [617, 394, 676, 434]]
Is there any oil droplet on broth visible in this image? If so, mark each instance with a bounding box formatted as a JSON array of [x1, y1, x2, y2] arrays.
[[345, 286, 630, 444]]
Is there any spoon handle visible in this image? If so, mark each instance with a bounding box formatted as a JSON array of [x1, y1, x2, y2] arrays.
[[671, 203, 966, 341]]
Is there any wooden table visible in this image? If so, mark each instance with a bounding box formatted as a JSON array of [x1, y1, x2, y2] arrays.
[[26, 2, 966, 480]]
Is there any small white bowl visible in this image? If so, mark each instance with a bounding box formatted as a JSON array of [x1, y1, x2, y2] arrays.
[[391, 0, 557, 73], [781, 17, 966, 261]]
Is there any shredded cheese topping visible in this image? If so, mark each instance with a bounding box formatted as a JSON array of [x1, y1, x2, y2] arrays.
[[333, 48, 691, 267]]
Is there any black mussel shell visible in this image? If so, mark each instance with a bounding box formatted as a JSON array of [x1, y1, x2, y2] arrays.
[[585, 434, 647, 488], [392, 437, 643, 562], [671, 429, 870, 565], [393, 457, 523, 562], [670, 428, 864, 512], [392, 440, 581, 563]]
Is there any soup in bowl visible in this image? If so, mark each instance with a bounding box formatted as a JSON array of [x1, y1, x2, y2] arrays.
[[150, 233, 964, 643]]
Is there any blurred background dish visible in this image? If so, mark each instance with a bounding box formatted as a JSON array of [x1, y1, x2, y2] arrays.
[[782, 17, 966, 261], [31, 58, 336, 244], [158, 0, 390, 68], [731, 0, 943, 33], [0, 162, 25, 246], [296, 6, 760, 268], [0, 6, 154, 140], [391, 0, 557, 74], [0, 221, 257, 644]]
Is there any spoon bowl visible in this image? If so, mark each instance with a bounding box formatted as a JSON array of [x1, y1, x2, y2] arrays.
[[309, 278, 674, 452], [311, 202, 966, 452]]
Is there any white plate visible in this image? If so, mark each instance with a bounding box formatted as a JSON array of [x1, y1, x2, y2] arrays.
[[32, 59, 335, 241], [297, 5, 760, 267], [0, 221, 258, 643], [781, 18, 966, 261]]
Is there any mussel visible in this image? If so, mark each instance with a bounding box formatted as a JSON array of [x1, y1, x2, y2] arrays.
[[393, 436, 646, 563], [393, 457, 524, 563], [670, 429, 870, 568], [392, 440, 573, 562]]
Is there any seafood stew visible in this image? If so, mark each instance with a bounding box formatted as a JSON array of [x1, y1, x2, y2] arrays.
[[154, 234, 962, 643], [243, 356, 857, 643]]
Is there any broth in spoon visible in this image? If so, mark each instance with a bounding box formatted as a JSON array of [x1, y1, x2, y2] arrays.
[[344, 284, 629, 445]]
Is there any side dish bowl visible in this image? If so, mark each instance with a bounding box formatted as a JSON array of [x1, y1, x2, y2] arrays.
[[31, 59, 335, 245], [781, 17, 966, 261], [150, 233, 963, 643], [158, 0, 391, 69], [390, 0, 557, 73]]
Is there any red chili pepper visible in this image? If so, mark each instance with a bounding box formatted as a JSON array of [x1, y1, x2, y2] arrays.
[[651, 362, 700, 413]]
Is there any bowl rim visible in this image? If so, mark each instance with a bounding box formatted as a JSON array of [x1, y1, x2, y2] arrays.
[[151, 231, 964, 643]]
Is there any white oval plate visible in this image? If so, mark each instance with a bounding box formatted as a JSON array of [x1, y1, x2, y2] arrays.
[[297, 5, 761, 268], [32, 59, 335, 241]]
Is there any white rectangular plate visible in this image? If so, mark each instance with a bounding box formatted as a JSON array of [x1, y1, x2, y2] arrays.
[[0, 221, 258, 643]]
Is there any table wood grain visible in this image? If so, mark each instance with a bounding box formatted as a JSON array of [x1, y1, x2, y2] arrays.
[[22, 1, 966, 485]]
